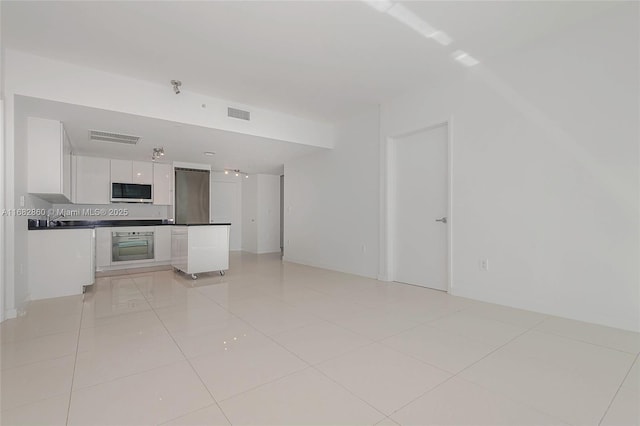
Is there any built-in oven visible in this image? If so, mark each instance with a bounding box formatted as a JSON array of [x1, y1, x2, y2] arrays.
[[112, 231, 154, 262]]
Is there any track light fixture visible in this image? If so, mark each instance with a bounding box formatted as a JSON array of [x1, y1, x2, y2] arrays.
[[152, 147, 165, 161], [224, 169, 249, 178], [171, 80, 182, 94]]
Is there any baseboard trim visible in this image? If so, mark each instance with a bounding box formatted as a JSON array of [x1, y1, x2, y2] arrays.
[[282, 256, 377, 280], [4, 308, 17, 321]]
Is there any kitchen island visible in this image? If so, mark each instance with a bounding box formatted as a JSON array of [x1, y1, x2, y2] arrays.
[[171, 224, 231, 279]]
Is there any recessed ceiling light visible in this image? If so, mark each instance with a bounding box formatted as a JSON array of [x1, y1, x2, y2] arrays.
[[204, 151, 216, 156], [452, 50, 479, 67]]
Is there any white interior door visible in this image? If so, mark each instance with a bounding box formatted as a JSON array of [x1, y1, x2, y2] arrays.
[[393, 123, 448, 290]]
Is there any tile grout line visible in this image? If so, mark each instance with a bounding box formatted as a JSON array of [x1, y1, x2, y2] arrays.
[[0, 351, 79, 373], [0, 316, 84, 345], [132, 275, 234, 426], [83, 262, 639, 426], [186, 276, 389, 420], [230, 290, 420, 422], [530, 326, 640, 356], [597, 352, 639, 426], [184, 272, 529, 421], [384, 326, 569, 425], [64, 298, 85, 426], [450, 326, 576, 424], [308, 364, 388, 423]]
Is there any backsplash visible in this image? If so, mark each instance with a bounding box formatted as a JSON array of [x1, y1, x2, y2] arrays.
[[50, 203, 171, 220]]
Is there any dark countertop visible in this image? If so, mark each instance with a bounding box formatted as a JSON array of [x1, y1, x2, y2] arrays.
[[28, 219, 231, 230], [172, 223, 232, 226]]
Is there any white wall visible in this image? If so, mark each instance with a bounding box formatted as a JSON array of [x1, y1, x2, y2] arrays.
[[284, 108, 380, 278], [0, 0, 5, 321], [3, 50, 334, 149], [211, 171, 242, 251], [381, 4, 639, 331], [0, 97, 4, 321], [256, 174, 281, 254]]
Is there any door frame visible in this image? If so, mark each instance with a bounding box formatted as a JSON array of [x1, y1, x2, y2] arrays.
[[379, 117, 454, 292]]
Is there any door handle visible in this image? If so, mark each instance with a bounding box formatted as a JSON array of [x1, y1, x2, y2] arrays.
[[435, 217, 447, 224]]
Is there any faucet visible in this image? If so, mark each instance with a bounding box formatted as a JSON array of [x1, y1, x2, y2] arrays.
[[46, 211, 65, 227]]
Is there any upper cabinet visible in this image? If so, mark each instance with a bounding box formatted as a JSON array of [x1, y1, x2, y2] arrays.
[[110, 159, 132, 183], [73, 156, 110, 204], [133, 161, 153, 184], [153, 163, 173, 205], [110, 159, 152, 184], [27, 117, 72, 203]]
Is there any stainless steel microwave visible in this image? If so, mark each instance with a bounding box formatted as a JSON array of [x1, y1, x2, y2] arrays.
[[111, 183, 153, 203]]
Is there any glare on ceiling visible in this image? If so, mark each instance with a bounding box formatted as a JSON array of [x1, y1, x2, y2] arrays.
[[452, 50, 480, 67], [364, 1, 452, 46], [363, 0, 393, 13]]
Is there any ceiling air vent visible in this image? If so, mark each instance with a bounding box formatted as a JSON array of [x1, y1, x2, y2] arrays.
[[89, 130, 140, 145], [228, 107, 251, 121]]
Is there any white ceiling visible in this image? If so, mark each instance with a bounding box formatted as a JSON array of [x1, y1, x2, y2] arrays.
[[1, 1, 616, 123], [15, 96, 324, 175]]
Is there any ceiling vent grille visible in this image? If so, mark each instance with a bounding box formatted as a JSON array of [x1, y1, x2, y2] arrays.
[[89, 130, 140, 145], [228, 107, 251, 121]]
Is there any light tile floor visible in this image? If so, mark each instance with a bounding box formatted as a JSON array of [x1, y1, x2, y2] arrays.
[[1, 252, 639, 425]]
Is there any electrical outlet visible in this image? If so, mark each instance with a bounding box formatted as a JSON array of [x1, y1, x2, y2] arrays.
[[19, 195, 25, 207], [480, 259, 489, 271]]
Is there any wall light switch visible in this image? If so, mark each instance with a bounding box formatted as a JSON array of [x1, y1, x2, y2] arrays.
[[480, 259, 489, 271]]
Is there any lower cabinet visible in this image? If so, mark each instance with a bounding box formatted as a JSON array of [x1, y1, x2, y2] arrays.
[[155, 226, 172, 262], [171, 225, 230, 277], [28, 229, 95, 300], [96, 227, 112, 270]]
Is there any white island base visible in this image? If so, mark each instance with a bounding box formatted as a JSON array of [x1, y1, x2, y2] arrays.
[[171, 224, 230, 279]]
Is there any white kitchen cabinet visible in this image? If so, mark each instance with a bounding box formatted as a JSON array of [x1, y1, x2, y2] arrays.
[[171, 225, 229, 278], [28, 228, 95, 300], [73, 156, 111, 204], [95, 227, 112, 270], [153, 163, 173, 205], [110, 159, 153, 184], [133, 161, 153, 184], [154, 226, 172, 262], [110, 159, 132, 183], [27, 117, 72, 203]]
